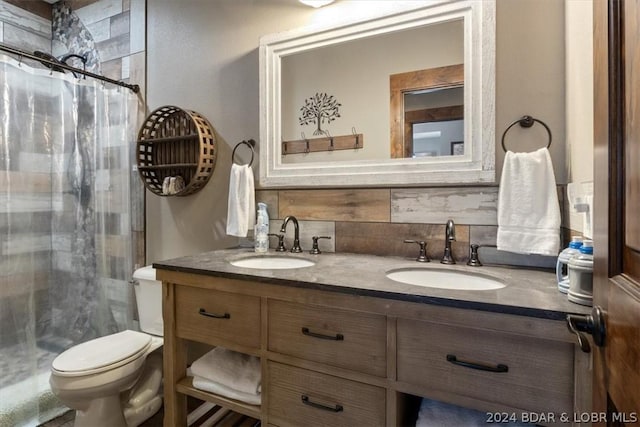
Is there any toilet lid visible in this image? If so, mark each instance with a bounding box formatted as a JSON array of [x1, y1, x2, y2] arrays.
[[52, 330, 151, 373]]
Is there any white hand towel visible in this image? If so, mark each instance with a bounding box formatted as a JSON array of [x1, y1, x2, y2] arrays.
[[226, 164, 255, 237], [191, 375, 261, 405], [190, 347, 261, 396], [497, 147, 560, 256]]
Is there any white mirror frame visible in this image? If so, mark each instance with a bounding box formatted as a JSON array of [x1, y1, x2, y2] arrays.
[[259, 0, 495, 187]]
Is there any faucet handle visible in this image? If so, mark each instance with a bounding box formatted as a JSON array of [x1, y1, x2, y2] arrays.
[[310, 236, 331, 254], [466, 244, 497, 267], [467, 243, 482, 266], [268, 233, 286, 252], [404, 240, 430, 262]]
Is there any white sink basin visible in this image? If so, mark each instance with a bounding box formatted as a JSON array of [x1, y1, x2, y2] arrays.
[[230, 256, 315, 270], [386, 268, 505, 291]]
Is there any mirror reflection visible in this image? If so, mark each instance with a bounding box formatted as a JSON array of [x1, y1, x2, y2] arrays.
[[390, 64, 464, 158], [404, 86, 464, 158], [280, 19, 463, 164]]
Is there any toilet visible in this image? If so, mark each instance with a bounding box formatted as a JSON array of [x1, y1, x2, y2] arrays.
[[49, 266, 164, 427]]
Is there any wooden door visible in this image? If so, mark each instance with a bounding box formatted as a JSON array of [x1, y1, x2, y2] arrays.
[[593, 0, 640, 423]]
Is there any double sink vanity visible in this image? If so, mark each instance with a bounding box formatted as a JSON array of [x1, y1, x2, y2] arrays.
[[155, 248, 592, 426]]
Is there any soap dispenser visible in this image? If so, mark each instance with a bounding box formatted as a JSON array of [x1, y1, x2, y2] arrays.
[[254, 203, 269, 253]]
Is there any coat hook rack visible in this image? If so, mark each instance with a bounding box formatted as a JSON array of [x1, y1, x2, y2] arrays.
[[282, 129, 364, 155]]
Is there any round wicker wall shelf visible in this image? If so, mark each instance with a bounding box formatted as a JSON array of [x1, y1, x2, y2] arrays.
[[137, 106, 217, 196]]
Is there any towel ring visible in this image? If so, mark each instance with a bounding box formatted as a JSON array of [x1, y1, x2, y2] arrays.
[[232, 139, 255, 166], [501, 115, 552, 152]]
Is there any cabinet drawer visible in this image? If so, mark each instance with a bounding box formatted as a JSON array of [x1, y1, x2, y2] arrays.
[[268, 300, 386, 377], [267, 362, 385, 427], [175, 285, 260, 349], [397, 318, 574, 414]]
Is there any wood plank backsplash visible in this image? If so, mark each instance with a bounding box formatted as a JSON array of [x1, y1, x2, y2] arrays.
[[336, 222, 469, 262], [257, 185, 567, 268], [258, 187, 478, 261], [278, 189, 391, 222], [391, 187, 498, 225]]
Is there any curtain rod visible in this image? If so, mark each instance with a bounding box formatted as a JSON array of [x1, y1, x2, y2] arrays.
[[0, 43, 140, 93]]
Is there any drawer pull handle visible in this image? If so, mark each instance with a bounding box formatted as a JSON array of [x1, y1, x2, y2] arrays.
[[301, 327, 344, 341], [446, 354, 508, 373], [301, 395, 343, 412], [198, 308, 230, 319]]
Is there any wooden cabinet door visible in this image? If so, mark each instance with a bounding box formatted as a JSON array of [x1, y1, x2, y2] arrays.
[[593, 0, 640, 422]]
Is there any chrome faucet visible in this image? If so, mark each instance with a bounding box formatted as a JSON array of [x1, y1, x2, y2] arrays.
[[441, 219, 456, 264], [280, 215, 302, 253]]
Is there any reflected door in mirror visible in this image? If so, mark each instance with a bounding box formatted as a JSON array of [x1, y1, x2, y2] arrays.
[[390, 64, 464, 158], [405, 86, 464, 157]]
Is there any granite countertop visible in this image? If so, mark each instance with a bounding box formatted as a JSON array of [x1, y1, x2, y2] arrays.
[[153, 248, 592, 321]]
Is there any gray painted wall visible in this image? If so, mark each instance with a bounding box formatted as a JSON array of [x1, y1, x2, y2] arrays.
[[146, 0, 567, 264]]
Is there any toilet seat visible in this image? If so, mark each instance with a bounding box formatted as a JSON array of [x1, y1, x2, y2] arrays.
[[52, 330, 152, 377]]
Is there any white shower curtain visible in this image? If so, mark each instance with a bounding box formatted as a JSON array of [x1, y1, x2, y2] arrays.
[[0, 54, 144, 426]]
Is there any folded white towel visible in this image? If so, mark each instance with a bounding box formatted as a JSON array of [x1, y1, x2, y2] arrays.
[[497, 147, 560, 256], [169, 176, 185, 194], [162, 176, 186, 195], [162, 177, 171, 195], [190, 347, 261, 396], [192, 375, 261, 406], [226, 164, 255, 237]]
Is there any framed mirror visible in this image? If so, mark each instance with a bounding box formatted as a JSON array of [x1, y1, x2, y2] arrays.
[[259, 0, 495, 187]]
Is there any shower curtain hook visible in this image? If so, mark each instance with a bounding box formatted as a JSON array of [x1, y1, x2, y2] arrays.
[[18, 54, 23, 67]]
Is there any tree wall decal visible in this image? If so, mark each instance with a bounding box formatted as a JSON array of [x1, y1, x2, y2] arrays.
[[298, 92, 341, 136]]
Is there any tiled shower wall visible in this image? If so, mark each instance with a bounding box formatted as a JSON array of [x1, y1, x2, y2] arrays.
[[49, 0, 146, 336], [0, 0, 145, 346], [0, 1, 51, 53], [257, 185, 568, 268], [0, 0, 145, 94], [0, 1, 55, 348], [51, 0, 146, 95]]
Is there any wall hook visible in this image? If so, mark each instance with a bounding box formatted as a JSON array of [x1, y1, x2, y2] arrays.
[[325, 130, 334, 150], [352, 126, 360, 148], [302, 132, 310, 153]]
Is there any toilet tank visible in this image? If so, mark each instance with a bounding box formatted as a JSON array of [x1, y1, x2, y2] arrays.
[[132, 265, 163, 336]]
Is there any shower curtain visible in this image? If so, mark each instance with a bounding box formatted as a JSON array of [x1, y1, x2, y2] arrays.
[[0, 54, 143, 426]]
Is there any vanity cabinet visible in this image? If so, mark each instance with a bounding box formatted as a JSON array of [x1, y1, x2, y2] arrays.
[[267, 300, 387, 377], [267, 361, 386, 427], [159, 270, 589, 427], [396, 318, 574, 415], [175, 285, 261, 350]]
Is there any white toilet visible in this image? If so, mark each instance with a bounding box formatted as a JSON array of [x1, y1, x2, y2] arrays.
[[49, 265, 164, 427]]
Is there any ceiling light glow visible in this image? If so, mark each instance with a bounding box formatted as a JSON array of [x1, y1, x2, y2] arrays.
[[299, 0, 335, 8]]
